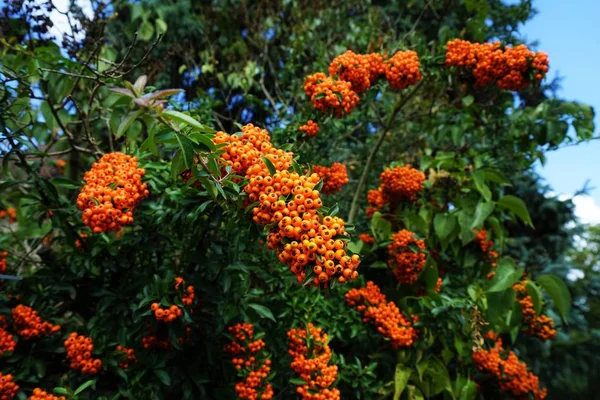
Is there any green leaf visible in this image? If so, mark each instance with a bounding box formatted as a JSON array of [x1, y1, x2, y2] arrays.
[[426, 357, 452, 396], [434, 213, 456, 241], [393, 363, 411, 400], [459, 380, 477, 400], [188, 132, 217, 151], [248, 303, 276, 322], [536, 275, 571, 323], [462, 95, 474, 107], [369, 261, 388, 269], [171, 150, 185, 180], [458, 211, 476, 245], [470, 201, 495, 230], [347, 240, 363, 254], [292, 159, 302, 175], [163, 110, 210, 131], [289, 378, 308, 385], [40, 101, 55, 130], [51, 178, 80, 189], [525, 281, 543, 314], [154, 369, 171, 386], [472, 170, 492, 201], [74, 380, 95, 395], [371, 212, 391, 242], [486, 258, 523, 292], [497, 195, 533, 228], [53, 388, 68, 396], [138, 21, 155, 41], [416, 357, 428, 381], [155, 18, 168, 35], [175, 134, 195, 169], [261, 156, 277, 175], [116, 110, 143, 138]]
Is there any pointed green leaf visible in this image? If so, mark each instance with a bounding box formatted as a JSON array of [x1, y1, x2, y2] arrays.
[[497, 195, 533, 228], [248, 303, 276, 322], [434, 213, 456, 241], [394, 363, 411, 400], [116, 110, 143, 138], [536, 274, 571, 323]]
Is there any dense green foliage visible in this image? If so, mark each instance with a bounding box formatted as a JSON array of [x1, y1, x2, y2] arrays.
[[0, 0, 598, 399]]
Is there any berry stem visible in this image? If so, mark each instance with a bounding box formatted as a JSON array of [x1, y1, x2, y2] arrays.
[[347, 79, 424, 223]]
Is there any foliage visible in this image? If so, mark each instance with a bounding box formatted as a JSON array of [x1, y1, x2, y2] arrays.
[[0, 0, 598, 399]]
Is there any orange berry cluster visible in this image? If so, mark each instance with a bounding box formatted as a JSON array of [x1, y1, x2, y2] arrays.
[[435, 277, 443, 293], [387, 229, 427, 285], [306, 50, 421, 117], [151, 302, 182, 323], [74, 233, 88, 250], [473, 337, 547, 399], [299, 120, 319, 137], [116, 345, 136, 369], [55, 159, 67, 174], [288, 323, 340, 400], [513, 281, 556, 341], [64, 333, 102, 375], [224, 323, 273, 400], [141, 325, 191, 350], [385, 51, 422, 90], [345, 281, 419, 348], [380, 165, 425, 200], [0, 320, 16, 354], [359, 233, 375, 245], [213, 124, 360, 286], [0, 207, 16, 223], [11, 305, 60, 340], [150, 277, 196, 323], [367, 165, 425, 215], [0, 372, 18, 400], [446, 39, 549, 91], [312, 163, 349, 194], [29, 388, 66, 400], [77, 152, 149, 233], [303, 73, 360, 117], [175, 276, 196, 307], [141, 334, 172, 350], [473, 229, 499, 278], [0, 251, 7, 274]]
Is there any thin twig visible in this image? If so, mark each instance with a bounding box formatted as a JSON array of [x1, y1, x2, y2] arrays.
[[347, 80, 425, 223]]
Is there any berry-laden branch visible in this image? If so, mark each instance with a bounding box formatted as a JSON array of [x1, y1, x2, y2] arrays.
[[288, 324, 340, 400], [347, 79, 425, 224]]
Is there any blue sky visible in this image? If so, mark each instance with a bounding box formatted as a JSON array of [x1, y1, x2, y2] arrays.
[[517, 0, 600, 209]]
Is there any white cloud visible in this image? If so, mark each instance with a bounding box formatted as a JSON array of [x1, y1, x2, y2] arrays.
[[550, 192, 600, 225], [46, 0, 93, 42], [572, 195, 600, 225]]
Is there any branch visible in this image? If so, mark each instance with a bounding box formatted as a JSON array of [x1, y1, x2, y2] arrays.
[[347, 80, 425, 223]]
